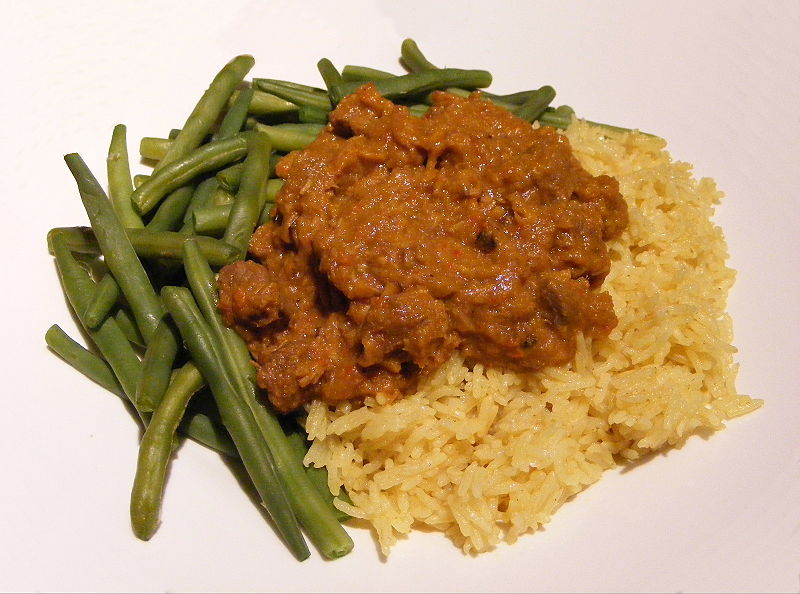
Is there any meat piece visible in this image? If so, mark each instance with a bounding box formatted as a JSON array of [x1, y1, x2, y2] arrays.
[[358, 286, 457, 372], [217, 261, 280, 334]]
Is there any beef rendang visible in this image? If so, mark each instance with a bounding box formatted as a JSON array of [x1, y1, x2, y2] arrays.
[[218, 85, 627, 412]]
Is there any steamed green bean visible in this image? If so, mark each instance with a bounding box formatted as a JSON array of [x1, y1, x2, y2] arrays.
[[135, 318, 181, 413], [339, 67, 492, 100], [341, 64, 396, 82], [254, 123, 322, 152], [83, 273, 121, 329], [400, 37, 438, 72], [513, 85, 557, 122], [214, 86, 254, 141], [241, 89, 299, 117], [253, 79, 332, 111], [317, 58, 345, 106], [140, 137, 172, 162], [132, 134, 248, 215], [155, 55, 254, 171], [64, 154, 164, 345], [145, 186, 194, 232], [131, 362, 204, 540], [48, 225, 239, 268], [107, 124, 142, 229], [223, 131, 272, 258], [45, 324, 124, 397]]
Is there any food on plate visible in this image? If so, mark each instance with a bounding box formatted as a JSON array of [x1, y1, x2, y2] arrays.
[[45, 39, 761, 561]]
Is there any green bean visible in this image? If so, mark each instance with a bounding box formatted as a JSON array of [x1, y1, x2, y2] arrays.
[[254, 123, 322, 152], [496, 89, 551, 105], [429, 86, 470, 100], [177, 403, 236, 458], [297, 105, 329, 124], [216, 163, 243, 192], [45, 324, 124, 397], [211, 187, 235, 207], [258, 202, 276, 226], [400, 38, 438, 72], [65, 154, 164, 345], [537, 105, 575, 130], [126, 228, 238, 266], [426, 87, 518, 112], [253, 79, 332, 111], [46, 226, 96, 254], [193, 203, 230, 235], [214, 86, 253, 141], [478, 91, 522, 112], [132, 134, 248, 216], [217, 159, 282, 193], [339, 68, 492, 100], [145, 186, 194, 232], [50, 234, 142, 401], [263, 178, 283, 202], [181, 242, 353, 559], [513, 85, 556, 122], [49, 225, 238, 266], [269, 153, 282, 178], [240, 89, 299, 117], [83, 273, 120, 329], [155, 55, 254, 172], [341, 64, 396, 82], [114, 309, 145, 347], [223, 131, 272, 258], [45, 226, 94, 254], [135, 318, 181, 412], [168, 128, 182, 140], [183, 238, 254, 393], [140, 137, 172, 162], [107, 124, 142, 229], [179, 177, 219, 234], [399, 41, 510, 107], [185, 239, 259, 383], [212, 186, 235, 206], [161, 285, 309, 561], [408, 104, 429, 118], [131, 362, 204, 540], [134, 174, 149, 188], [317, 58, 345, 106], [253, 78, 328, 95], [194, 180, 283, 235]]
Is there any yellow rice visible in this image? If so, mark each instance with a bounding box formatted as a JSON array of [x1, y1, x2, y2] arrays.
[[302, 120, 762, 555]]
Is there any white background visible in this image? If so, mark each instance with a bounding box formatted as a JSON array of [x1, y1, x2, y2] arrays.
[[1, 1, 798, 592]]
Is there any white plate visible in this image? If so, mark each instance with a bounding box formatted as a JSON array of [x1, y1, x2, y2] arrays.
[[2, 1, 799, 592]]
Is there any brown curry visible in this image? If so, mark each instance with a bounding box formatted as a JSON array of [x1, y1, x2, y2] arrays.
[[218, 85, 628, 413]]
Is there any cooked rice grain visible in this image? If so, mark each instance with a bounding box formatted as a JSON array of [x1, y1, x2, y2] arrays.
[[303, 121, 762, 556]]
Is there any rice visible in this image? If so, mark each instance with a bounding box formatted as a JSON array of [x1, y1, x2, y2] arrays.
[[302, 120, 763, 555]]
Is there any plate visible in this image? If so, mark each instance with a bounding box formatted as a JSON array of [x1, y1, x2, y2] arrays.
[[3, 1, 799, 592]]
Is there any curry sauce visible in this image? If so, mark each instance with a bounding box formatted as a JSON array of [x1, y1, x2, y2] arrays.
[[218, 85, 627, 412]]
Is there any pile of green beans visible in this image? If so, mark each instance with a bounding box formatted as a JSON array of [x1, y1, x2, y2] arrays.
[[46, 39, 646, 564]]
